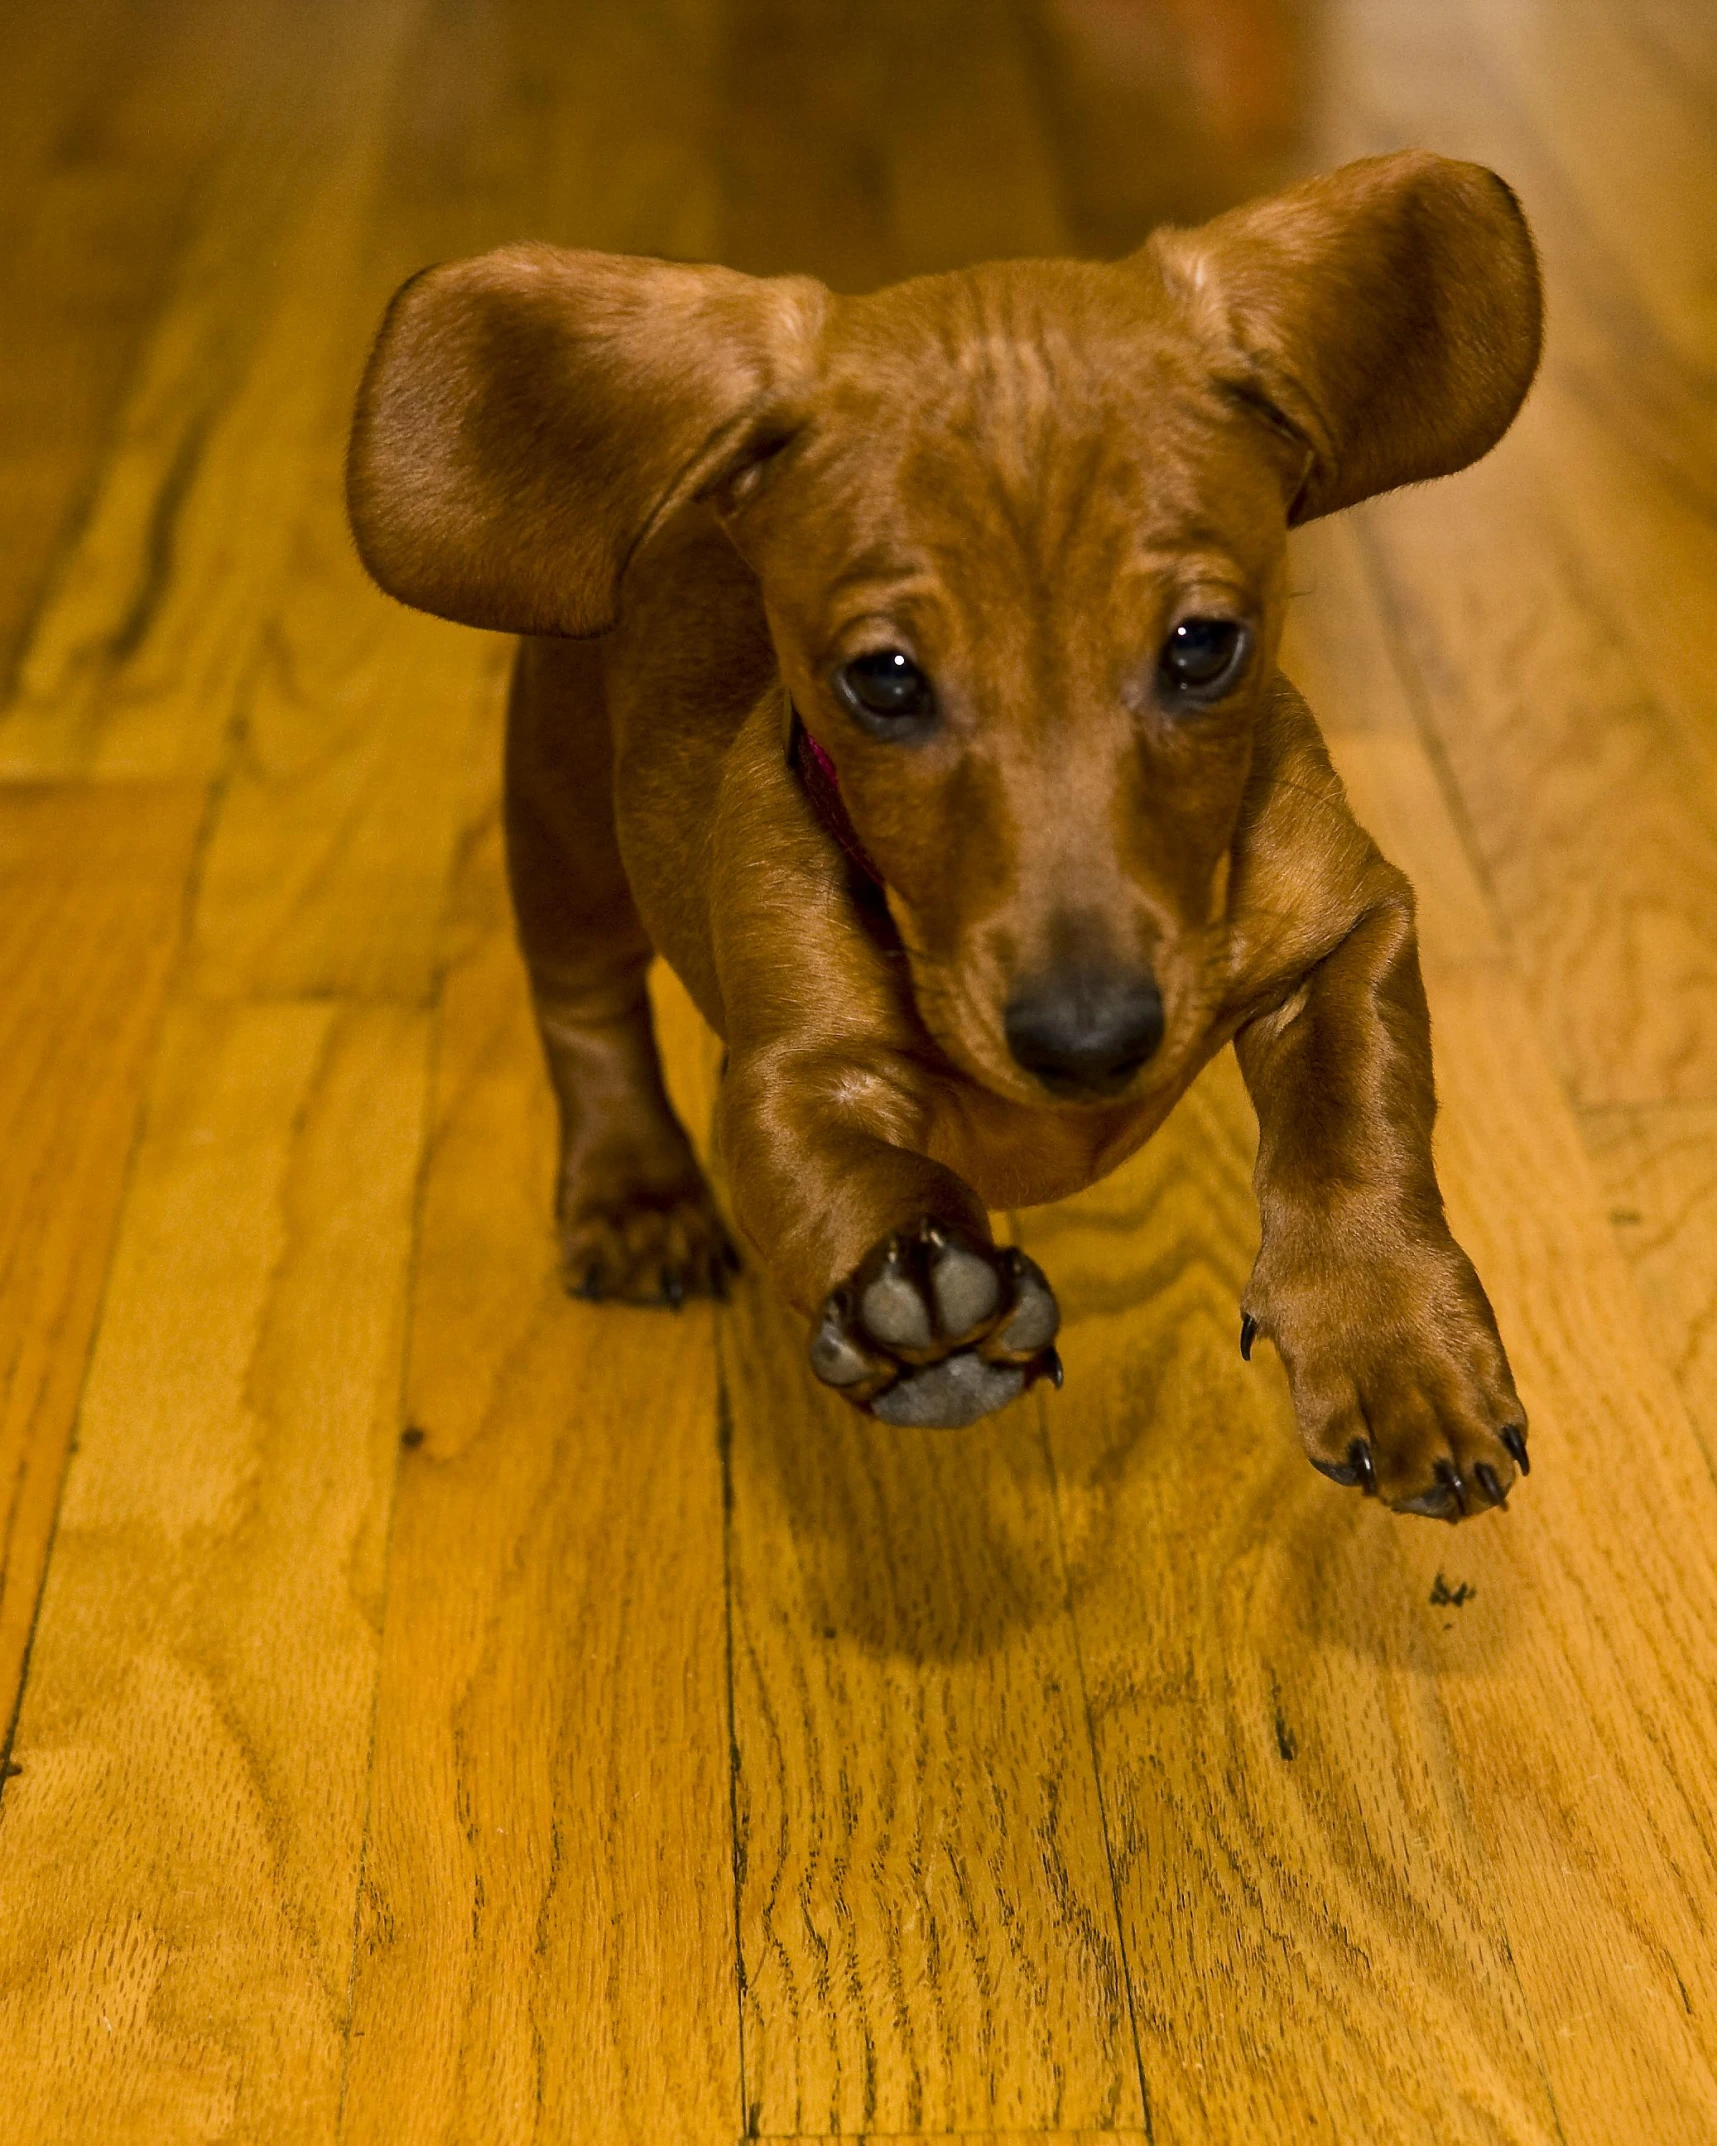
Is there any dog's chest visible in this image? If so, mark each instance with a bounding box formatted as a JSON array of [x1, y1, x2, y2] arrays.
[[922, 1082, 1178, 1212]]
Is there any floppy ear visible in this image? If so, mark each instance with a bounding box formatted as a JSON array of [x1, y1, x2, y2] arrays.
[[1150, 151, 1543, 521], [346, 245, 828, 636]]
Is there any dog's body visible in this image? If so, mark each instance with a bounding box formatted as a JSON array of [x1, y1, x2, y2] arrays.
[[349, 152, 1542, 1518]]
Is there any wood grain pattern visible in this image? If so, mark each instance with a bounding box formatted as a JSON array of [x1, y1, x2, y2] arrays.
[[0, 785, 203, 1761], [184, 0, 735, 1005], [1354, 461, 1717, 1108], [1581, 1105, 1717, 1463], [720, 1272, 1144, 2139], [340, 811, 742, 2146], [0, 0, 424, 783], [1017, 1062, 1561, 2146], [0, 999, 428, 2139], [1401, 976, 1717, 2143], [0, 0, 275, 682]]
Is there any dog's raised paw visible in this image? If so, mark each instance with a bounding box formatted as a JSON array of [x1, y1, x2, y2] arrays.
[[809, 1217, 1060, 1427]]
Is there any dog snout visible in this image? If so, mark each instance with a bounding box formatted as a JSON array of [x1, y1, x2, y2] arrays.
[[1004, 970, 1165, 1097]]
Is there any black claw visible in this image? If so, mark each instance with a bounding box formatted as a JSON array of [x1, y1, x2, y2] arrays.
[[708, 1255, 730, 1304], [1434, 1458, 1470, 1518], [1348, 1438, 1378, 1497], [578, 1261, 606, 1303], [661, 1266, 684, 1311], [1474, 1461, 1508, 1511], [1045, 1346, 1064, 1391], [1501, 1423, 1530, 1475], [1240, 1313, 1257, 1362]]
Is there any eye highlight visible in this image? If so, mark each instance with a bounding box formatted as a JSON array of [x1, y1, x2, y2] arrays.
[[1157, 617, 1249, 702], [833, 649, 936, 731]]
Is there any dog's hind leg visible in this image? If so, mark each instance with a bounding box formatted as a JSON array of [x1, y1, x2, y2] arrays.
[[505, 635, 738, 1306]]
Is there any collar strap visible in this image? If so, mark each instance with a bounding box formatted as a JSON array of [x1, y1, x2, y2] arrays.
[[791, 708, 885, 890]]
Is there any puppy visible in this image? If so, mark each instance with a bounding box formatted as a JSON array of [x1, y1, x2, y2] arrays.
[[348, 151, 1541, 1520]]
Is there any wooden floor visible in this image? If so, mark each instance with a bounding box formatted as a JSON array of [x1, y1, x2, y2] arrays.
[[2, 0, 1715, 2138]]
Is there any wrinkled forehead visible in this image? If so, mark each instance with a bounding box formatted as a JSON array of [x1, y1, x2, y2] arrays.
[[770, 260, 1275, 589]]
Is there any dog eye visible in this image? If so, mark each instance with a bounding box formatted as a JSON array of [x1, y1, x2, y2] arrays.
[[1158, 617, 1248, 700], [834, 650, 935, 727]]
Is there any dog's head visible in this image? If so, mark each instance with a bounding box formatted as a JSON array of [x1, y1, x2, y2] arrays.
[[350, 152, 1540, 1107]]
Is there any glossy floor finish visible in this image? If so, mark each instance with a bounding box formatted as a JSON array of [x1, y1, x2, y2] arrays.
[[1, 1, 1715, 2139]]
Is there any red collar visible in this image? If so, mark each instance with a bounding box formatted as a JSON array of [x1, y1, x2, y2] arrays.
[[791, 710, 885, 890]]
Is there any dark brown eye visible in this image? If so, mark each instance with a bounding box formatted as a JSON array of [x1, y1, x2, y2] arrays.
[[834, 650, 935, 730], [1158, 617, 1248, 700]]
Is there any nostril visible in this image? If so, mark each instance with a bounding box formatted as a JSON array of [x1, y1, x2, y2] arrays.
[[1004, 973, 1165, 1096]]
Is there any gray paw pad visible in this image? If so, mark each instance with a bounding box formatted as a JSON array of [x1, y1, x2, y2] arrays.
[[860, 1242, 933, 1349], [809, 1300, 872, 1388], [871, 1352, 1026, 1428], [928, 1236, 1001, 1338]]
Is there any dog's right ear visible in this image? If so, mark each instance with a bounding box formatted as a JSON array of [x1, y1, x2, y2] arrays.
[[1149, 152, 1543, 522], [347, 246, 828, 637]]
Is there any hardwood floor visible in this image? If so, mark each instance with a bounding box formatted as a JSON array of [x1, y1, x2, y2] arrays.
[[2, 1, 1714, 2138]]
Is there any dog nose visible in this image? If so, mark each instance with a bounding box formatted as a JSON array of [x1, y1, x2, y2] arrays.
[[1004, 971, 1165, 1096]]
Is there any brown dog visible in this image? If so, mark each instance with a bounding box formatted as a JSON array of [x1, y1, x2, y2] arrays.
[[347, 151, 1541, 1520]]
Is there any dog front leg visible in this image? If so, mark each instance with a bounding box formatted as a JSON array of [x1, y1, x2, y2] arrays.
[[1235, 879, 1529, 1518], [718, 1045, 1060, 1427]]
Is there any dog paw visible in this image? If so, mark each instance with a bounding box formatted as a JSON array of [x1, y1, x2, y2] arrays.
[[560, 1176, 740, 1309], [808, 1217, 1061, 1427], [1245, 1238, 1528, 1520]]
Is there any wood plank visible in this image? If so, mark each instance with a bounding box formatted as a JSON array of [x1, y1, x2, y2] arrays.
[[184, 0, 727, 1004], [1403, 974, 1717, 2143], [1355, 463, 1717, 1107], [179, 486, 511, 1003], [721, 1268, 1142, 2133], [1581, 1104, 1717, 1461], [0, 784, 203, 1763], [1458, 0, 1717, 373], [1299, 484, 1717, 2134], [1016, 1060, 1562, 2146], [0, 998, 429, 2139], [0, 0, 425, 783], [339, 812, 743, 2146], [1514, 369, 1717, 790], [0, 0, 283, 683]]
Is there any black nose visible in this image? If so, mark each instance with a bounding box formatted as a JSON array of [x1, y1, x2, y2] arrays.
[[1004, 971, 1165, 1097]]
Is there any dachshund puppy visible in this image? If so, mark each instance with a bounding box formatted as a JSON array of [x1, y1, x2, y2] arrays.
[[348, 151, 1541, 1519]]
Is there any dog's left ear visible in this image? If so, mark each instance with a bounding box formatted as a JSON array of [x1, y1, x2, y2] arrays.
[[347, 245, 828, 636], [1149, 151, 1543, 521]]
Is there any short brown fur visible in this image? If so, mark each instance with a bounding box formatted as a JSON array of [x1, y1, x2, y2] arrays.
[[348, 152, 1542, 1515]]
